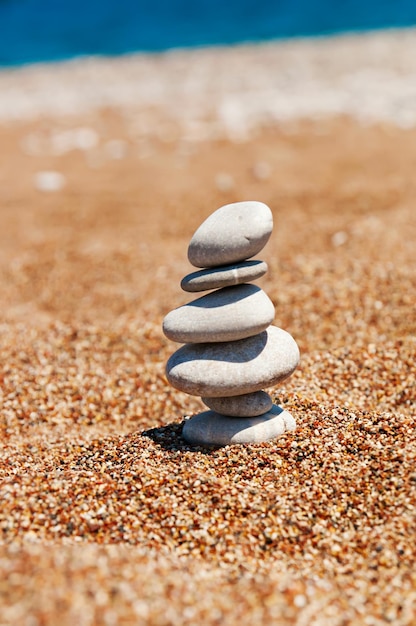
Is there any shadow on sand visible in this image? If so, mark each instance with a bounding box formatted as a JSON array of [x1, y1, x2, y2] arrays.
[[141, 420, 220, 453]]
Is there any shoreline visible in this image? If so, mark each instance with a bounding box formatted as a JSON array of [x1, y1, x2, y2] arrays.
[[1, 28, 416, 133]]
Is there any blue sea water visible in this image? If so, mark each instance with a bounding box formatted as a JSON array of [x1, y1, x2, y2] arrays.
[[0, 0, 416, 67]]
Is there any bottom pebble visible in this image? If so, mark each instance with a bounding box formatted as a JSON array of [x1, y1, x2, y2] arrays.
[[182, 404, 296, 447]]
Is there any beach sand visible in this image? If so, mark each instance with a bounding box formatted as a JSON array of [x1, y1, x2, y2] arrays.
[[0, 29, 415, 625]]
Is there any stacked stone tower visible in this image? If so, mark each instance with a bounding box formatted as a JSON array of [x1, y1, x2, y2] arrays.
[[163, 201, 299, 446]]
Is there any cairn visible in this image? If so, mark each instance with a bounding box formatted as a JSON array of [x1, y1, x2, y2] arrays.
[[163, 201, 299, 446]]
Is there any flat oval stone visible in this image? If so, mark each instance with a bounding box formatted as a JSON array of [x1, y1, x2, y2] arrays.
[[163, 284, 275, 344], [166, 325, 300, 397], [201, 391, 272, 417], [181, 260, 268, 293], [182, 405, 296, 446], [188, 201, 273, 268]]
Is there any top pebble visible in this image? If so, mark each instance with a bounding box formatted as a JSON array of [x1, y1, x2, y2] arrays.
[[188, 201, 273, 268]]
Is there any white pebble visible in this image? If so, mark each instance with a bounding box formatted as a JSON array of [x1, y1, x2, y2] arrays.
[[215, 173, 235, 192], [73, 127, 99, 150], [252, 161, 272, 180], [294, 594, 307, 608], [332, 231, 348, 247], [34, 171, 66, 192], [50, 127, 98, 154]]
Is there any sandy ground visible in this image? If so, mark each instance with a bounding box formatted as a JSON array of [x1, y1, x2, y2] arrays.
[[0, 30, 415, 625]]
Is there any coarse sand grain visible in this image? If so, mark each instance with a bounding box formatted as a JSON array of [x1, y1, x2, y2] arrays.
[[0, 34, 415, 626]]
